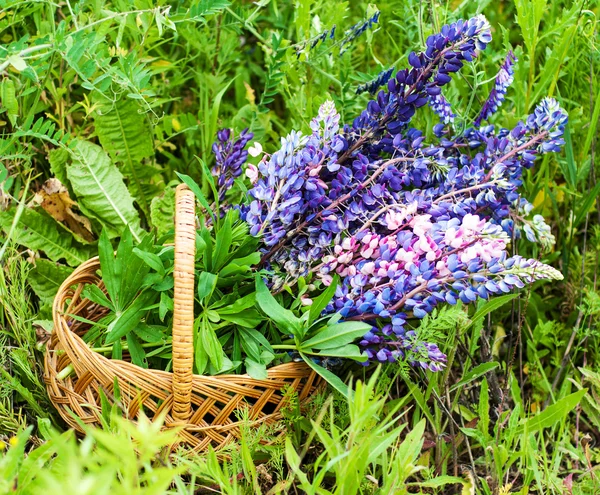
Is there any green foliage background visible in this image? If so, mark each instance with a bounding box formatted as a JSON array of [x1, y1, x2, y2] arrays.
[[0, 0, 599, 493]]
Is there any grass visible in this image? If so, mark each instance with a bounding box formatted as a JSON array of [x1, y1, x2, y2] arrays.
[[0, 0, 599, 493]]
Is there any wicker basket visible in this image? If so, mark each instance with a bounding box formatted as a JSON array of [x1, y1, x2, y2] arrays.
[[44, 184, 321, 451]]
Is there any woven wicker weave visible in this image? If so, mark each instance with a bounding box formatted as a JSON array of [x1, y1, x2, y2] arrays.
[[44, 184, 321, 451]]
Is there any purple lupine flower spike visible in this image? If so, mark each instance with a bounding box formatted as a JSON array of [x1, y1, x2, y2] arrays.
[[428, 92, 455, 124], [475, 51, 517, 126], [243, 15, 566, 372], [212, 128, 254, 200]]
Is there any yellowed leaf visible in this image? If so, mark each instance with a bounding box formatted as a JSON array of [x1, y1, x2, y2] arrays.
[[34, 178, 94, 243], [244, 81, 256, 105]]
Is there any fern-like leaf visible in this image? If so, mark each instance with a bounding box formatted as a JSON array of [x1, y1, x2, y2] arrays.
[[29, 259, 74, 305], [0, 208, 91, 266], [93, 95, 158, 216], [189, 0, 231, 19]]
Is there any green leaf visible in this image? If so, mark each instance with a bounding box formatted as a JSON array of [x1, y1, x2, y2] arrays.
[[450, 362, 500, 392], [516, 389, 587, 434], [308, 276, 339, 325], [176, 173, 214, 222], [93, 95, 157, 215], [245, 358, 268, 380], [28, 259, 74, 305], [67, 140, 142, 242], [299, 352, 348, 396], [465, 293, 519, 331], [301, 321, 371, 350], [212, 212, 233, 271], [0, 208, 90, 266], [134, 323, 167, 343], [150, 186, 175, 237], [133, 248, 165, 275], [105, 292, 155, 344], [574, 182, 600, 228], [200, 318, 223, 371], [126, 333, 148, 368], [82, 284, 114, 311], [1, 79, 19, 126], [312, 344, 367, 362], [197, 272, 218, 302], [98, 229, 118, 303], [255, 275, 302, 338]]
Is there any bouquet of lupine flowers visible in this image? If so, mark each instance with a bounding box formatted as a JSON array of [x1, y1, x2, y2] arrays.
[[212, 14, 565, 373]]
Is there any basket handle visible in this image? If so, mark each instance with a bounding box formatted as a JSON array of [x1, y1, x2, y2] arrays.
[[172, 184, 196, 423]]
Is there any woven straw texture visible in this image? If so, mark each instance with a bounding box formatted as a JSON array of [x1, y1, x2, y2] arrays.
[[44, 184, 321, 451]]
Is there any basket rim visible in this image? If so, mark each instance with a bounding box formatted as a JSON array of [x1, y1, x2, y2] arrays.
[[49, 254, 313, 383]]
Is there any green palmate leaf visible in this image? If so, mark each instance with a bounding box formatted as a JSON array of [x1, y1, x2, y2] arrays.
[[197, 271, 218, 302], [67, 140, 143, 242], [299, 352, 348, 396], [245, 358, 268, 380], [104, 291, 155, 344], [212, 211, 233, 271], [0, 207, 91, 266], [308, 275, 339, 325], [133, 247, 165, 275], [150, 186, 175, 237], [200, 319, 223, 371], [301, 321, 371, 350], [516, 389, 587, 435], [28, 259, 74, 305], [82, 284, 114, 311], [255, 275, 303, 338], [93, 95, 158, 215], [126, 332, 148, 368]]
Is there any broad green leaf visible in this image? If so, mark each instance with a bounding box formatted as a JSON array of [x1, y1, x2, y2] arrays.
[[197, 272, 218, 302], [450, 362, 500, 392], [255, 275, 302, 338], [0, 208, 90, 266], [67, 140, 142, 242], [516, 389, 587, 434], [28, 259, 74, 305], [465, 293, 519, 330], [301, 321, 371, 350], [308, 275, 339, 325], [93, 95, 157, 215], [300, 352, 348, 396]]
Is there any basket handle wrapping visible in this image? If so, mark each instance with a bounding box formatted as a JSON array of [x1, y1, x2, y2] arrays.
[[172, 184, 196, 423]]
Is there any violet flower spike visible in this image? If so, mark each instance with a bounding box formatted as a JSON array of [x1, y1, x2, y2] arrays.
[[475, 51, 517, 126]]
